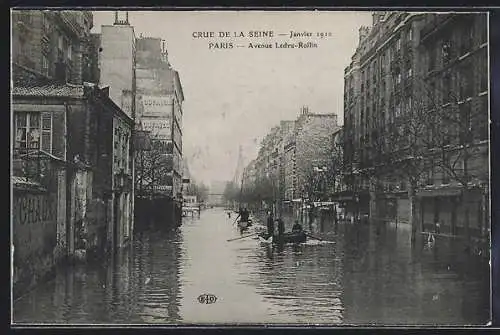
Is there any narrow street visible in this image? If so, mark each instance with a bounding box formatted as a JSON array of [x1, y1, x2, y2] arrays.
[[13, 208, 489, 325]]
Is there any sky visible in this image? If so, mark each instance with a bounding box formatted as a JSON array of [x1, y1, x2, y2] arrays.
[[92, 10, 373, 186]]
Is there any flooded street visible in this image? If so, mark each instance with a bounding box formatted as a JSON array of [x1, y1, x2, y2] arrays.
[[13, 208, 490, 325]]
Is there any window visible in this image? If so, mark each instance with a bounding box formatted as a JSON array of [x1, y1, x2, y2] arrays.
[[67, 43, 72, 60], [473, 97, 489, 141], [122, 134, 128, 170], [41, 54, 49, 76], [15, 112, 52, 153], [426, 161, 434, 185], [406, 67, 412, 78], [41, 113, 52, 152], [396, 72, 402, 85], [408, 27, 413, 41], [42, 13, 50, 32], [396, 37, 401, 51], [459, 102, 472, 144], [58, 35, 63, 51], [395, 101, 401, 116], [442, 39, 452, 64]]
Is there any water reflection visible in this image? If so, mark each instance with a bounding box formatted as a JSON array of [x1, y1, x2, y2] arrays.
[[13, 208, 489, 326], [13, 224, 182, 324]]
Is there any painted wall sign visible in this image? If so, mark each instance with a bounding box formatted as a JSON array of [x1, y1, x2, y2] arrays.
[[141, 95, 174, 117], [142, 118, 172, 140]]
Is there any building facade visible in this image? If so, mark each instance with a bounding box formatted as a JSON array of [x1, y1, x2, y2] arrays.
[[135, 37, 185, 200], [343, 12, 489, 242], [416, 13, 489, 239], [12, 10, 94, 85], [11, 10, 135, 298], [98, 12, 136, 118]]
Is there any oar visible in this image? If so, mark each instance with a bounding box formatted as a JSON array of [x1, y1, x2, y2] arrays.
[[305, 232, 324, 241], [227, 232, 258, 242]]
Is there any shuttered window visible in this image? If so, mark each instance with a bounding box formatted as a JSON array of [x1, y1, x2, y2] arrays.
[[15, 112, 53, 153]]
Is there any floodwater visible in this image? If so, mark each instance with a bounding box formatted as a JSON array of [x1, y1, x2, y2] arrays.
[[12, 208, 490, 325]]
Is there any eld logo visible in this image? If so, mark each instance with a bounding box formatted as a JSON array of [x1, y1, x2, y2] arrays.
[[197, 293, 217, 304]]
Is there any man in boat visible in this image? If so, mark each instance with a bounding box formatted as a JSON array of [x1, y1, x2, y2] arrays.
[[276, 217, 285, 243], [292, 220, 303, 233]]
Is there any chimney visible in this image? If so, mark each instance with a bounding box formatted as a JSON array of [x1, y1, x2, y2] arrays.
[[372, 12, 385, 26]]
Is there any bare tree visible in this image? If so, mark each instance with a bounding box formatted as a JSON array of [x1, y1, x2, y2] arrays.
[[414, 69, 489, 241], [135, 138, 173, 198]]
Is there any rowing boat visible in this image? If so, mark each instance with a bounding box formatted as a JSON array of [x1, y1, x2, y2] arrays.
[[238, 219, 252, 229], [258, 231, 307, 244]]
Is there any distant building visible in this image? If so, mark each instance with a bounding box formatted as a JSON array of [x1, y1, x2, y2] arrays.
[[246, 106, 339, 213]]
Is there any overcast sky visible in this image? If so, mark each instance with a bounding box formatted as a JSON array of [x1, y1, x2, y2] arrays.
[[92, 10, 373, 186]]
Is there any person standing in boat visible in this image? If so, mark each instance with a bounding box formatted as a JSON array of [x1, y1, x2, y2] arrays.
[[277, 217, 285, 243], [236, 207, 250, 222]]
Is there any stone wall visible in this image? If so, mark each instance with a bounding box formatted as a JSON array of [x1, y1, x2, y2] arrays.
[[13, 188, 58, 299]]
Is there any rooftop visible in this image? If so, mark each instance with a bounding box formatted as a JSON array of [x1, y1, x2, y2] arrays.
[[12, 63, 84, 98], [12, 84, 84, 98]]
